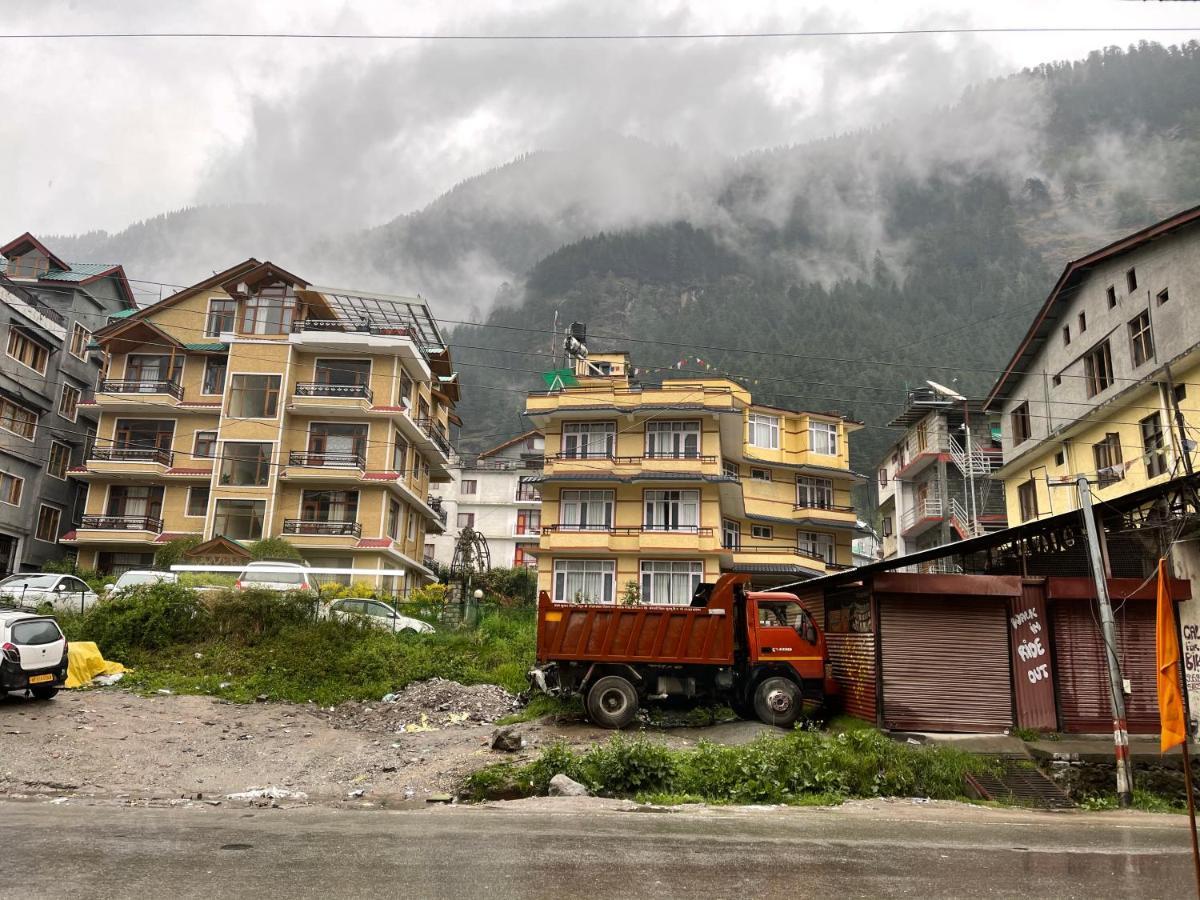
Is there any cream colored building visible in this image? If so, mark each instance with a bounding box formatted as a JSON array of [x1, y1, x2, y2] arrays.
[[64, 259, 458, 591], [525, 351, 864, 604]]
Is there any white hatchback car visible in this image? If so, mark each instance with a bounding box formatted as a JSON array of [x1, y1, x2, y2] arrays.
[[0, 610, 68, 699], [104, 569, 179, 597], [323, 599, 435, 634], [234, 562, 316, 593], [0, 574, 98, 613]]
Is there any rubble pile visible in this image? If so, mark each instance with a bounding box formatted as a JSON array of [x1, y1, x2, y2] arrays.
[[325, 677, 519, 733]]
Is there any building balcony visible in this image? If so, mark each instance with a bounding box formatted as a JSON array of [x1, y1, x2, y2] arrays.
[[792, 501, 858, 526], [514, 488, 542, 502], [722, 544, 833, 571], [73, 515, 164, 543], [288, 318, 429, 374], [281, 520, 363, 541], [95, 380, 184, 408], [543, 452, 718, 479], [414, 417, 452, 458], [287, 451, 366, 469], [291, 381, 374, 414], [539, 524, 717, 553], [900, 498, 945, 538], [85, 447, 174, 478]]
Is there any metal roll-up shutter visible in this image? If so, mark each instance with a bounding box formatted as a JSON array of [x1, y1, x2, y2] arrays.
[[880, 598, 1013, 732], [1052, 602, 1160, 733]]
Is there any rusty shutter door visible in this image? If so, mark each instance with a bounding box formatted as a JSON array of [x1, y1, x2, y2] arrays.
[[1052, 602, 1160, 733], [880, 598, 1013, 732]]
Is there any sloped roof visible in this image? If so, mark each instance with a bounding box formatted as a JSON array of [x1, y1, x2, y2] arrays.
[[0, 233, 67, 270], [479, 429, 542, 459], [94, 258, 262, 335]]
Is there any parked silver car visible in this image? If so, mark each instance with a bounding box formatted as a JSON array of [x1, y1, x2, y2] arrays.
[[323, 599, 435, 634], [103, 569, 179, 597], [0, 574, 98, 613]]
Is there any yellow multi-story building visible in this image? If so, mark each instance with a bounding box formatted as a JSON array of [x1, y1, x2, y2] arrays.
[[64, 259, 459, 591], [985, 206, 1200, 522], [525, 351, 864, 604]]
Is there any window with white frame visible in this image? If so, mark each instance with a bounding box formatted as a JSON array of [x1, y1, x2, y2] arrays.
[[640, 560, 703, 606], [643, 489, 699, 531], [562, 422, 615, 458], [69, 323, 90, 360], [559, 490, 614, 530], [722, 459, 739, 479], [796, 476, 834, 509], [809, 421, 838, 455], [722, 518, 740, 549], [751, 524, 773, 540], [553, 559, 616, 604], [747, 413, 779, 449], [797, 531, 835, 564], [645, 420, 700, 458]]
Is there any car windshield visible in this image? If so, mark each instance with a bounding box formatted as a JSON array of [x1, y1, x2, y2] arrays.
[[118, 573, 167, 586], [11, 619, 63, 645], [365, 602, 396, 617], [2, 575, 59, 591], [245, 568, 305, 585]]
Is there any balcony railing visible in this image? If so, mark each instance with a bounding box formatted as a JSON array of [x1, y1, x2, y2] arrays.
[[282, 519, 362, 537], [80, 515, 163, 532], [88, 447, 173, 466], [793, 501, 856, 513], [542, 524, 714, 536], [293, 318, 417, 339], [295, 382, 374, 403], [415, 417, 452, 456], [98, 380, 184, 400], [546, 453, 716, 465], [10, 292, 66, 328], [901, 497, 944, 532], [727, 544, 833, 565], [288, 451, 366, 469]]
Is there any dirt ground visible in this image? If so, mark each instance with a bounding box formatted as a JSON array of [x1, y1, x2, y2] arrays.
[[0, 686, 785, 808]]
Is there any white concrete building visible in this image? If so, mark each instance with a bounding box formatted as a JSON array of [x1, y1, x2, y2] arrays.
[[427, 431, 543, 571]]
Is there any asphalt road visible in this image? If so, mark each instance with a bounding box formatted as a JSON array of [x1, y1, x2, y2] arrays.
[[2, 798, 1195, 899]]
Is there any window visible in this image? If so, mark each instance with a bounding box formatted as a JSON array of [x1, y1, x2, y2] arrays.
[[228, 374, 281, 418], [560, 490, 614, 530], [6, 328, 49, 374], [645, 420, 700, 458], [114, 419, 174, 451], [796, 476, 834, 509], [516, 509, 541, 535], [5, 251, 49, 278], [797, 532, 834, 564], [0, 398, 38, 440], [516, 476, 540, 501], [553, 559, 615, 605], [562, 422, 615, 458], [106, 485, 164, 519], [1157, 288, 1169, 306], [881, 516, 892, 538], [461, 479, 478, 495], [72, 483, 88, 524], [1061, 325, 1071, 346], [315, 358, 370, 387], [722, 459, 739, 479], [513, 546, 535, 569], [69, 323, 90, 360], [1010, 402, 1031, 445], [750, 467, 771, 481], [722, 518, 740, 549], [1106, 286, 1117, 308], [1078, 311, 1087, 333], [0, 473, 23, 506], [424, 543, 435, 560], [1092, 433, 1124, 486], [399, 370, 414, 408], [1054, 449, 1065, 467], [47, 441, 71, 480], [307, 422, 367, 464], [186, 485, 209, 517], [1017, 480, 1038, 522], [809, 421, 839, 455], [58, 383, 81, 422], [1128, 310, 1154, 367], [406, 507, 417, 542], [640, 560, 703, 606], [194, 431, 217, 459], [878, 468, 888, 487], [388, 499, 402, 539], [219, 443, 272, 486], [202, 358, 227, 395], [392, 432, 409, 472], [751, 524, 773, 540], [239, 283, 296, 334], [205, 298, 237, 336], [644, 489, 699, 531], [1141, 412, 1168, 478], [1126, 268, 1137, 292], [125, 353, 180, 385], [212, 499, 265, 540], [456, 512, 475, 529], [1083, 341, 1114, 397], [301, 489, 358, 523], [747, 413, 780, 449], [35, 505, 61, 543]]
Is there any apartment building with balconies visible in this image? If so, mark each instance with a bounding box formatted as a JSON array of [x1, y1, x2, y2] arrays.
[[428, 430, 544, 571], [0, 233, 137, 574], [63, 258, 459, 590], [524, 350, 865, 605]]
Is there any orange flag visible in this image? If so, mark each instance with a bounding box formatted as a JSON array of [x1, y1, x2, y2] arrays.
[[1157, 558, 1188, 753]]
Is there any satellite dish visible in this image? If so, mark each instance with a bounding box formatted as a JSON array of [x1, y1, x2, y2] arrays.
[[926, 380, 966, 401]]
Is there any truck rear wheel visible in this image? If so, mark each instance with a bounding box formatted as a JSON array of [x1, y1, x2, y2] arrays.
[[753, 677, 801, 728], [586, 676, 639, 729]]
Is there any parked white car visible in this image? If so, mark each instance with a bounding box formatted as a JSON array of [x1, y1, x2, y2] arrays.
[[323, 598, 435, 634], [0, 574, 98, 613], [104, 569, 179, 596], [234, 562, 316, 593], [0, 610, 68, 699]]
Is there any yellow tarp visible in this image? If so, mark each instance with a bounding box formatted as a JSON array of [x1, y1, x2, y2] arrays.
[[66, 641, 126, 689]]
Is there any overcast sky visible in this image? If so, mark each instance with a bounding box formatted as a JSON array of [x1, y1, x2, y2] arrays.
[[1, 1, 1197, 239]]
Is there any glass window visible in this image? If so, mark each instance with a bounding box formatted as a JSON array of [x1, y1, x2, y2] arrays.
[[1092, 434, 1124, 486], [1010, 402, 1031, 445], [560, 490, 614, 530], [553, 559, 616, 604], [1106, 286, 1117, 308], [228, 374, 281, 418], [69, 323, 90, 360], [388, 499, 401, 539], [58, 383, 81, 422], [0, 398, 37, 440], [5, 251, 49, 278], [406, 507, 417, 542], [461, 479, 478, 495], [640, 560, 703, 606], [747, 413, 779, 449], [1084, 341, 1114, 397], [1018, 480, 1038, 522], [47, 441, 71, 480], [1126, 268, 1137, 292], [186, 485, 210, 517], [399, 370, 414, 408], [645, 420, 700, 458], [219, 442, 272, 486], [205, 298, 237, 336], [751, 524, 773, 539], [722, 518, 740, 549], [796, 476, 834, 509], [107, 485, 164, 519], [562, 422, 615, 459], [797, 531, 834, 564], [11, 619, 63, 645], [722, 459, 739, 479], [212, 499, 266, 540], [35, 505, 61, 542], [315, 359, 370, 386], [114, 419, 174, 451], [203, 358, 227, 395], [239, 284, 296, 335], [456, 512, 474, 529], [1129, 310, 1154, 368], [0, 473, 23, 506], [516, 509, 541, 535], [1141, 412, 1168, 478], [301, 489, 358, 522], [516, 476, 540, 501], [1157, 288, 1169, 306], [392, 432, 408, 473], [750, 467, 771, 481], [307, 423, 368, 464], [809, 421, 838, 455], [194, 431, 217, 459], [125, 354, 180, 385], [643, 489, 699, 531], [6, 328, 49, 374], [1078, 311, 1087, 334]]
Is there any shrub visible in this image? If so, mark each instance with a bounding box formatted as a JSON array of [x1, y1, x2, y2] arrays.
[[71, 583, 210, 658], [208, 588, 317, 638], [154, 537, 204, 571], [246, 537, 302, 561], [474, 567, 538, 607]]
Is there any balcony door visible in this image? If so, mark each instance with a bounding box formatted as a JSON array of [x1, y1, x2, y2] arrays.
[[645, 421, 700, 459], [125, 354, 180, 390], [315, 359, 371, 387], [308, 423, 368, 463], [301, 490, 359, 523], [644, 490, 699, 531], [113, 419, 174, 452], [106, 485, 164, 520]]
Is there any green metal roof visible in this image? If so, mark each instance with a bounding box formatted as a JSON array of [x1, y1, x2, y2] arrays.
[[108, 308, 138, 319], [41, 263, 119, 282], [183, 342, 228, 352]]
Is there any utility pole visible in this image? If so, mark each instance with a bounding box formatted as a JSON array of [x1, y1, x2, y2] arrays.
[[1077, 474, 1134, 806]]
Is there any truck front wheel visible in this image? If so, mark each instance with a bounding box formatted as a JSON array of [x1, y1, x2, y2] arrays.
[[586, 676, 639, 729], [753, 677, 801, 728]]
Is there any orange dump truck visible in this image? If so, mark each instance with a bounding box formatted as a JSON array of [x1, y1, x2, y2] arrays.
[[529, 573, 836, 728]]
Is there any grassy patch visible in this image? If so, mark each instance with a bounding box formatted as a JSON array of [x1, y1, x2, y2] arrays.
[[464, 728, 1000, 805], [1077, 789, 1189, 814], [495, 694, 584, 725]]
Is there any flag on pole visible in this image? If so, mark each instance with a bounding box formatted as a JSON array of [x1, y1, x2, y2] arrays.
[[1156, 557, 1188, 753]]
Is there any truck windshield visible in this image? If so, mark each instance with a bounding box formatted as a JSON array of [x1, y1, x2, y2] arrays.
[[757, 601, 816, 642]]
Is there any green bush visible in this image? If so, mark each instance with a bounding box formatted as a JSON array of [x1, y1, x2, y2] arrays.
[[473, 567, 538, 607], [68, 583, 210, 658], [247, 537, 302, 561], [153, 537, 203, 570], [208, 589, 317, 637]]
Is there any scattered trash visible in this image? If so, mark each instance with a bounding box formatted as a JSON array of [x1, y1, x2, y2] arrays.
[[48, 797, 69, 805], [218, 682, 232, 690], [911, 797, 932, 804], [92, 673, 124, 686], [156, 689, 173, 696], [382, 693, 399, 703], [65, 642, 127, 689], [194, 652, 203, 660], [255, 694, 269, 703], [325, 678, 518, 733], [346, 788, 367, 799], [906, 738, 921, 745], [490, 726, 525, 752], [426, 793, 453, 804], [225, 786, 308, 802], [548, 774, 589, 797]]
